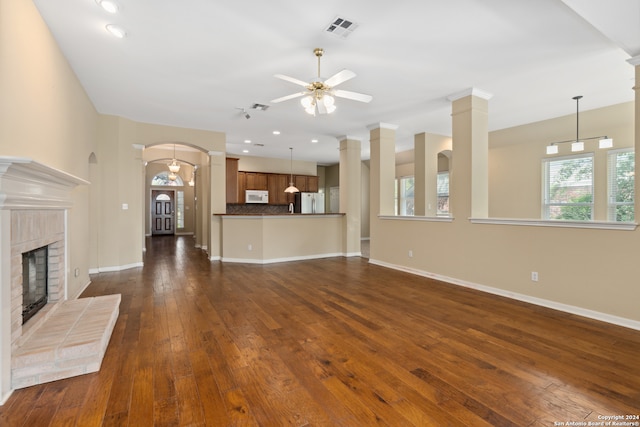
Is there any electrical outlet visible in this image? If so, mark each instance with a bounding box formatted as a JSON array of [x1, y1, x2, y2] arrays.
[[248, 244, 252, 251], [408, 250, 413, 258], [531, 271, 539, 282]]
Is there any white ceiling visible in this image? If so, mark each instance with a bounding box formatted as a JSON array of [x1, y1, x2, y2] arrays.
[[33, 0, 639, 165]]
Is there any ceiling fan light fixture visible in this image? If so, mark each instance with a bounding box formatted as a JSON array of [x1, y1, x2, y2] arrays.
[[323, 94, 335, 107], [301, 96, 314, 109]]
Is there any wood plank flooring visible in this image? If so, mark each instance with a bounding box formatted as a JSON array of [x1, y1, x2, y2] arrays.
[[1, 235, 639, 426]]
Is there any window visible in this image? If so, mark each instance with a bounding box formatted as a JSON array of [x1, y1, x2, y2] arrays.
[[151, 171, 184, 186], [177, 191, 185, 228], [437, 172, 449, 215], [399, 176, 414, 216], [543, 154, 593, 220], [608, 149, 634, 222]]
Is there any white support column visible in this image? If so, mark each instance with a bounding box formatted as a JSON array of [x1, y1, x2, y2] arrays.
[[209, 151, 225, 260], [448, 88, 492, 219], [368, 123, 398, 217], [339, 136, 362, 256]]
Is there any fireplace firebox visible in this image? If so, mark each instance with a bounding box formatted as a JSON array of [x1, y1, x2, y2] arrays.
[[22, 245, 49, 324]]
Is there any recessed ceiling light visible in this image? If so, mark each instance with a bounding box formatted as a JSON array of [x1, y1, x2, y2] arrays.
[[242, 149, 249, 153], [244, 139, 251, 144], [97, 0, 119, 14], [106, 24, 127, 38], [272, 131, 280, 135], [311, 139, 318, 143]]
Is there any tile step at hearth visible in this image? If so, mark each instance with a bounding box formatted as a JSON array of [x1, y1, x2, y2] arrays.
[[11, 294, 121, 389]]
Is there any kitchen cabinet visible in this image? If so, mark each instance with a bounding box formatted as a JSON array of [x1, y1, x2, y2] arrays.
[[237, 171, 246, 202], [245, 172, 268, 190], [293, 175, 318, 193], [306, 175, 319, 192], [227, 161, 318, 204], [225, 158, 239, 203], [268, 174, 290, 204], [294, 175, 308, 192]]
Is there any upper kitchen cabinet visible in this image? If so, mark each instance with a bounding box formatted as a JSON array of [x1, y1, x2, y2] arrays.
[[268, 174, 290, 205], [226, 158, 239, 203], [245, 172, 268, 190]]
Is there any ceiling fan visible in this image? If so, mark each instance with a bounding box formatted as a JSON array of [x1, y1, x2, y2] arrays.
[[270, 48, 372, 115]]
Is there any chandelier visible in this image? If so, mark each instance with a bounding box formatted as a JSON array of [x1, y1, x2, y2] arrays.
[[168, 144, 180, 181]]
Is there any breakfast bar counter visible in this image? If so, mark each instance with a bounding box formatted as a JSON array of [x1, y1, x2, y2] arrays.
[[215, 213, 345, 263]]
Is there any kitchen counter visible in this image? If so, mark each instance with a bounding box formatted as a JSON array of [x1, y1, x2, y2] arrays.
[[215, 213, 345, 263]]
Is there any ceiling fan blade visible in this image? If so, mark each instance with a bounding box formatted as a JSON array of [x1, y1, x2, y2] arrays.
[[270, 92, 307, 103], [333, 89, 373, 103], [324, 69, 356, 87], [274, 74, 310, 87]]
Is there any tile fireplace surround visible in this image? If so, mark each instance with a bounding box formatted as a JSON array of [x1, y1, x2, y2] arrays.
[[0, 157, 120, 404]]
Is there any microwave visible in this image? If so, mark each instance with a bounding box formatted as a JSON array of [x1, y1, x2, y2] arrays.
[[245, 190, 269, 204]]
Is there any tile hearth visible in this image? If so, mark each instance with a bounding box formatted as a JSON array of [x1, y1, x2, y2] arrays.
[[11, 294, 121, 389]]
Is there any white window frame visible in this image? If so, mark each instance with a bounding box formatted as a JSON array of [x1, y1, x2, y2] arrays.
[[437, 171, 449, 216], [607, 149, 634, 222], [177, 190, 185, 229], [399, 176, 414, 216], [543, 153, 594, 220]]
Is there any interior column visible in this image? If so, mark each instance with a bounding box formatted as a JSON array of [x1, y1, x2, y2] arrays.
[[208, 151, 225, 260], [368, 123, 398, 217], [339, 136, 362, 256], [448, 88, 492, 219]]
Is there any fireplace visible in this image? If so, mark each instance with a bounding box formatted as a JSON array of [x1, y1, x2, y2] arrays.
[[0, 157, 90, 403], [22, 246, 49, 324]]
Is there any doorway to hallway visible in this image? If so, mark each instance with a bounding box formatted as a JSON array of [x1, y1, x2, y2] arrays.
[[151, 190, 175, 235]]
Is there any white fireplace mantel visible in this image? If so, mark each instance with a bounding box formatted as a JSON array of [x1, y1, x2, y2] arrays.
[[0, 157, 89, 210], [0, 157, 88, 404]]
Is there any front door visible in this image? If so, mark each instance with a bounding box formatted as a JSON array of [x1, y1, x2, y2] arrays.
[[151, 190, 175, 235]]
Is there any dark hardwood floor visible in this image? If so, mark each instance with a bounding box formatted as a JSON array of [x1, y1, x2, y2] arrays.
[[1, 235, 639, 426]]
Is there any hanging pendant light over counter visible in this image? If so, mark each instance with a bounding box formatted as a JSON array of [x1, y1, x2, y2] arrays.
[[284, 147, 300, 193]]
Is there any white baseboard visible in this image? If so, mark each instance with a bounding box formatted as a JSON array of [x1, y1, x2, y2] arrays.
[[0, 389, 13, 406], [222, 252, 344, 265], [89, 262, 144, 274], [369, 258, 640, 331], [69, 279, 92, 300], [344, 251, 362, 257]]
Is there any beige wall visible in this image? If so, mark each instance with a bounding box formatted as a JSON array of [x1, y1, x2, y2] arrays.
[[371, 101, 639, 324], [91, 117, 226, 269], [490, 102, 634, 219], [0, 0, 98, 299], [236, 154, 317, 176]]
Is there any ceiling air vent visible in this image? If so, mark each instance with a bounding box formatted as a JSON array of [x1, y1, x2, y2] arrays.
[[325, 16, 358, 38], [251, 103, 269, 111]]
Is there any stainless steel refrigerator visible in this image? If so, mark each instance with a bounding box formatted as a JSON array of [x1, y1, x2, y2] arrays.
[[294, 192, 325, 214]]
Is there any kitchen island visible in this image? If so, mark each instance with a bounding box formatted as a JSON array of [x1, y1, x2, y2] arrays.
[[215, 213, 346, 264]]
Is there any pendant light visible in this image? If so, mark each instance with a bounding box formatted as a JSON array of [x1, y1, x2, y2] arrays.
[[168, 144, 181, 174], [545, 96, 613, 155], [284, 147, 300, 193]]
